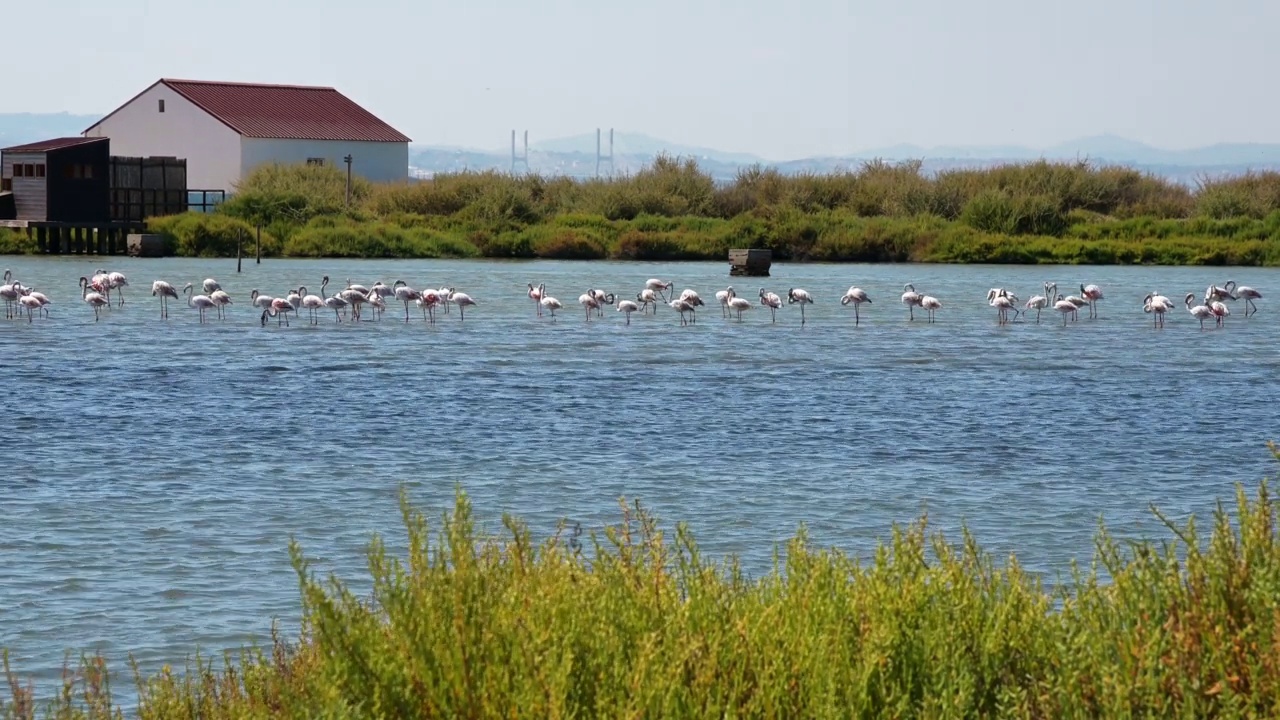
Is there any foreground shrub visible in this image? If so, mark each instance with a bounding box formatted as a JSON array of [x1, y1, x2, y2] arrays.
[[10, 445, 1280, 718]]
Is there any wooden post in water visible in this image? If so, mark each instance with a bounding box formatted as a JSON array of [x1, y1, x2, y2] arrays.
[[255, 224, 261, 265], [236, 228, 243, 273]]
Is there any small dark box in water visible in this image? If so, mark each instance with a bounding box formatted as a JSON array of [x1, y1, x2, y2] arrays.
[[127, 233, 167, 258], [729, 248, 771, 276]]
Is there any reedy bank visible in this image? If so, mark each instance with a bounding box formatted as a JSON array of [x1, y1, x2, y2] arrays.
[[5, 156, 1280, 264]]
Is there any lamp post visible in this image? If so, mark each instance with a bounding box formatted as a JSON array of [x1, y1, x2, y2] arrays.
[[343, 154, 353, 207]]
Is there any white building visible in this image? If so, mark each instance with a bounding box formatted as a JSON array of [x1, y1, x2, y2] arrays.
[[83, 78, 411, 195]]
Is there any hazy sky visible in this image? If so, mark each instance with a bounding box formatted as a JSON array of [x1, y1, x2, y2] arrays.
[[4, 0, 1277, 160]]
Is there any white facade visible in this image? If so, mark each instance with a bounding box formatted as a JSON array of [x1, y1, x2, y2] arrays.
[[240, 138, 409, 184], [84, 82, 410, 194], [84, 83, 241, 193]]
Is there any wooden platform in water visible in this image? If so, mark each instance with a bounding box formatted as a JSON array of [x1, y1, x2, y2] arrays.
[[3, 220, 149, 255], [729, 248, 772, 276]]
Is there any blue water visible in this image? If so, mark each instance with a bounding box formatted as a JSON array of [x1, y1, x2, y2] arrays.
[[2, 256, 1278, 697]]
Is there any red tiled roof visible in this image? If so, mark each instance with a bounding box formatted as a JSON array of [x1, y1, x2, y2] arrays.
[[2, 136, 108, 153], [87, 79, 412, 143]]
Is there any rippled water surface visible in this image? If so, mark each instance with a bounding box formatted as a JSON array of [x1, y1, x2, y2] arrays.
[[2, 256, 1279, 692]]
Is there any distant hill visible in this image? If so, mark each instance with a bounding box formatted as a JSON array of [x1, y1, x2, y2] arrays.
[[0, 112, 100, 147], [6, 113, 1280, 187], [855, 134, 1280, 166]]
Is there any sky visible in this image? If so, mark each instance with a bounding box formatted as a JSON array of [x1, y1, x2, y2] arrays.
[[4, 0, 1279, 161]]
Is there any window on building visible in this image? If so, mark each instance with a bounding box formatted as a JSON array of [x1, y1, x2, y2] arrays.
[[34, 164, 45, 177], [82, 164, 93, 179], [306, 157, 326, 167], [1, 178, 10, 192], [23, 164, 35, 177], [159, 99, 165, 113], [10, 165, 21, 178]]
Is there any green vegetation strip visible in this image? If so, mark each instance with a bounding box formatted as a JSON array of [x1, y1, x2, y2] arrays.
[[7, 446, 1280, 718], [6, 156, 1280, 264]]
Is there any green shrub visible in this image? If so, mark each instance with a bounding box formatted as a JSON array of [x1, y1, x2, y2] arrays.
[[147, 213, 275, 258], [0, 228, 36, 255]]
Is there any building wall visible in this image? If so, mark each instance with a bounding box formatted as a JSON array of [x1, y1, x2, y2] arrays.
[[240, 138, 409, 185], [84, 83, 241, 192], [47, 141, 111, 222], [1, 151, 48, 221]]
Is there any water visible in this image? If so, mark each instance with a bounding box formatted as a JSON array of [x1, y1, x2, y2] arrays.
[[2, 256, 1278, 695]]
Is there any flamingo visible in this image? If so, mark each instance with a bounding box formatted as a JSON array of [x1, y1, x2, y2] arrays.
[[636, 289, 659, 314], [451, 292, 477, 321], [285, 287, 303, 313], [540, 294, 563, 320], [209, 289, 233, 320], [299, 285, 325, 325], [250, 289, 274, 311], [340, 286, 369, 321], [392, 280, 421, 322], [320, 277, 347, 322], [202, 278, 222, 295], [367, 293, 388, 320], [901, 284, 924, 321], [528, 283, 545, 317], [346, 278, 370, 295], [1205, 283, 1235, 304], [984, 287, 1018, 304], [727, 296, 752, 321], [715, 287, 734, 318], [616, 299, 640, 325], [152, 280, 179, 319], [265, 297, 294, 326], [18, 294, 43, 322], [578, 293, 601, 322], [1209, 298, 1230, 327], [678, 289, 704, 310], [437, 286, 455, 314], [1043, 283, 1084, 322], [987, 288, 1019, 325], [20, 288, 51, 318], [1223, 280, 1261, 317], [840, 286, 871, 325], [1024, 289, 1049, 324], [79, 276, 110, 321], [1142, 292, 1174, 329], [1079, 283, 1103, 318], [1053, 293, 1078, 326], [182, 283, 216, 323], [1185, 293, 1214, 329], [90, 270, 113, 306], [920, 293, 943, 323], [0, 276, 21, 319], [588, 289, 616, 317], [418, 290, 442, 323], [101, 271, 129, 307], [669, 298, 696, 326], [786, 288, 814, 325], [758, 289, 783, 322], [646, 278, 673, 302]]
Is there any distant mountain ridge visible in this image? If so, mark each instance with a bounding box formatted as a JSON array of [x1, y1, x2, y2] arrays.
[[0, 113, 100, 146], [5, 113, 1280, 185]]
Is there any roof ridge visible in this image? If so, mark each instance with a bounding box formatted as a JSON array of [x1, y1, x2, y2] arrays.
[[162, 78, 338, 92]]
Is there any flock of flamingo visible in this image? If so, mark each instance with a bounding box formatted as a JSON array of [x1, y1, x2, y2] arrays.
[[0, 268, 1265, 329]]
